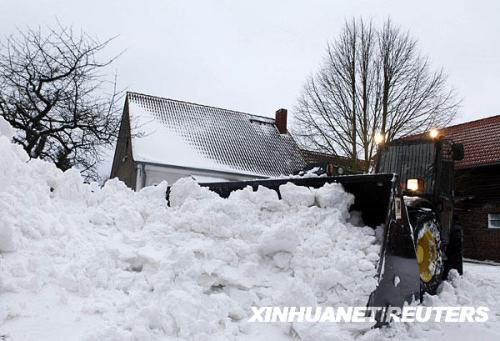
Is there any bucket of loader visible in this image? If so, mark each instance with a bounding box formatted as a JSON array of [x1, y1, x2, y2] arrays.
[[196, 173, 421, 312]]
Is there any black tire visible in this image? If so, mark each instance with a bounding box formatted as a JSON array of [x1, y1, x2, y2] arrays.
[[410, 210, 444, 295], [444, 221, 463, 277]]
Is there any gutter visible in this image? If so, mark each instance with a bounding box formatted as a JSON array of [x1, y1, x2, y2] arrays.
[[456, 161, 500, 171], [136, 161, 271, 180]]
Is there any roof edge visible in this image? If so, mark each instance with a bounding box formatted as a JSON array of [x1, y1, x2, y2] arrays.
[[444, 114, 500, 130], [126, 91, 276, 123], [456, 161, 500, 170], [136, 160, 272, 179]]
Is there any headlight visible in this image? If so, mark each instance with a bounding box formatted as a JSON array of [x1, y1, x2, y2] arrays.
[[406, 178, 422, 191]]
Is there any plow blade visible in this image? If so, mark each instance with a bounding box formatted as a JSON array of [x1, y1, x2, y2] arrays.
[[193, 173, 420, 312]]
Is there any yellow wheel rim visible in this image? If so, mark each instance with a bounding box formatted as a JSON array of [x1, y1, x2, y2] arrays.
[[417, 229, 437, 283]]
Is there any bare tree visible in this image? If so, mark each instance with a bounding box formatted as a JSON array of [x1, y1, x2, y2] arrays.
[[377, 19, 457, 141], [294, 19, 360, 170], [294, 18, 459, 171], [0, 23, 122, 180], [356, 20, 379, 169]]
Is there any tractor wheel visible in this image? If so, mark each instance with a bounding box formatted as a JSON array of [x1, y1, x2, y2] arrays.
[[412, 211, 444, 295]]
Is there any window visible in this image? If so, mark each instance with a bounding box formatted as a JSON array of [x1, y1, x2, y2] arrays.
[[488, 213, 500, 229]]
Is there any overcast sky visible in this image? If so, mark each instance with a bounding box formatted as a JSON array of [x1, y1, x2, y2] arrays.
[[2, 0, 500, 125]]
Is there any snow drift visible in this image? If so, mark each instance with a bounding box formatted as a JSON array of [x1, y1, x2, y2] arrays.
[[1, 116, 499, 341], [0, 117, 381, 340]]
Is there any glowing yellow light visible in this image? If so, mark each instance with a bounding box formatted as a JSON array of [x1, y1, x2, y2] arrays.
[[407, 179, 419, 191], [429, 129, 439, 139], [374, 132, 385, 145]]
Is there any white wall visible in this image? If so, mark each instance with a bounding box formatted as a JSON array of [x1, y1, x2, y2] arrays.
[[136, 163, 264, 189]]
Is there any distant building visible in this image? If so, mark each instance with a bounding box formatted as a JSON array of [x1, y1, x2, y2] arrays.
[[110, 92, 305, 189], [447, 116, 500, 262]]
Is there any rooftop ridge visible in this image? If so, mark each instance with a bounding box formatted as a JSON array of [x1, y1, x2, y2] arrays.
[[445, 114, 500, 130], [127, 91, 275, 122]]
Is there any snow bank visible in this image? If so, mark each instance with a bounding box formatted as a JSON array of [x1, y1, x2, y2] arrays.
[[1, 118, 499, 341], [0, 118, 381, 340]]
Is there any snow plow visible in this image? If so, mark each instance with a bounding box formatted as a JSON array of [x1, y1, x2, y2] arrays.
[[168, 134, 464, 319]]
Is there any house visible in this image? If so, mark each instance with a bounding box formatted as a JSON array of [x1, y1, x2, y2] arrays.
[[444, 115, 500, 262], [110, 92, 306, 189], [408, 115, 500, 261]]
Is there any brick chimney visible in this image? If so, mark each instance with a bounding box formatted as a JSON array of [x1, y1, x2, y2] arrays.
[[275, 108, 288, 134]]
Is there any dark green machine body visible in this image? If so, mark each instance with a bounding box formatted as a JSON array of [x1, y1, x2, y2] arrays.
[[377, 138, 464, 290], [377, 139, 458, 238]]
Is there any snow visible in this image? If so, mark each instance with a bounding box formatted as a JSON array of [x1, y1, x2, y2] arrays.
[[129, 101, 223, 171], [279, 182, 316, 207], [1, 116, 500, 340], [393, 275, 401, 287], [0, 120, 379, 340]]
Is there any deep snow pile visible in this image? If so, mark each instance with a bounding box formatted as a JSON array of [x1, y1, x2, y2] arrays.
[[1, 117, 500, 341], [0, 117, 379, 340]]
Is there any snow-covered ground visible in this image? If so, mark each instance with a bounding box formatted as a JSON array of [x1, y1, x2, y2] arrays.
[[1, 117, 500, 340]]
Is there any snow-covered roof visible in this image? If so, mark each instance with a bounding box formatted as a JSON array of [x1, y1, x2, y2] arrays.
[[127, 92, 305, 177]]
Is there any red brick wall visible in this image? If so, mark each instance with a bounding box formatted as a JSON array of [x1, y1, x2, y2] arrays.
[[459, 206, 500, 261], [456, 165, 500, 262]]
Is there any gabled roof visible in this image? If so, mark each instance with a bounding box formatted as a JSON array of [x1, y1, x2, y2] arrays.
[[406, 115, 500, 169], [126, 92, 305, 177]]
